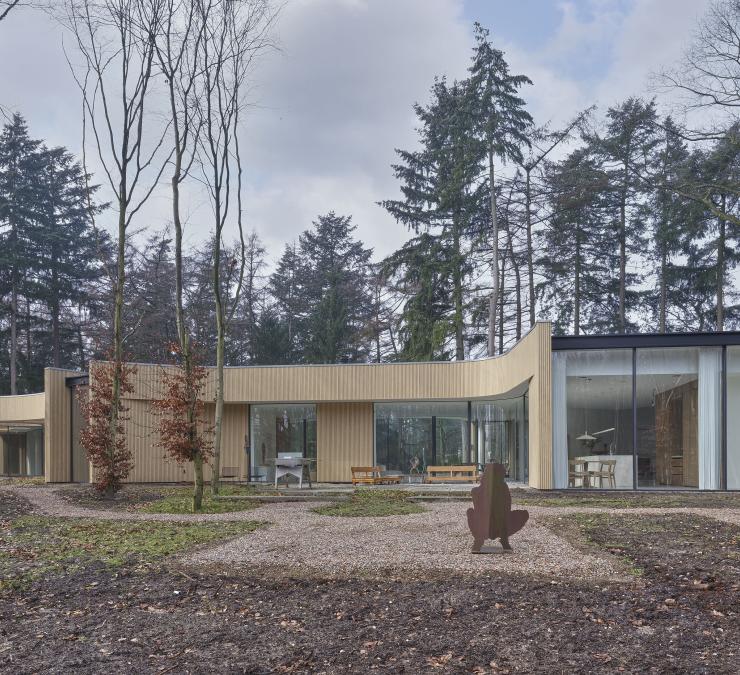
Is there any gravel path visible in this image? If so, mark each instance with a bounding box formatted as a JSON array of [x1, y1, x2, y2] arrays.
[[184, 500, 625, 579], [4, 485, 738, 580]]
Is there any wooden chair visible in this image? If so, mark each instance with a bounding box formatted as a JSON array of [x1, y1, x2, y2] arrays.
[[425, 465, 479, 483], [568, 459, 591, 488], [590, 459, 617, 489]]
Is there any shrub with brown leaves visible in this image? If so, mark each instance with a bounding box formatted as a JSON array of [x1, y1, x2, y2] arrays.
[[78, 359, 137, 496]]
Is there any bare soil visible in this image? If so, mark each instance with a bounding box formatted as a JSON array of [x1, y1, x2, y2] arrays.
[[1, 492, 737, 674]]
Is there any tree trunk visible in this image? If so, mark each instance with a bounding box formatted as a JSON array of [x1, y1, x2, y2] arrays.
[[618, 162, 628, 333], [10, 255, 18, 396], [488, 147, 498, 357], [499, 246, 507, 354], [51, 256, 61, 368], [108, 191, 127, 494], [193, 449, 204, 511], [212, 229, 225, 495], [507, 224, 521, 341], [453, 223, 464, 361], [659, 245, 667, 333], [25, 298, 32, 389], [525, 168, 535, 328], [717, 194, 726, 331], [574, 228, 581, 336]]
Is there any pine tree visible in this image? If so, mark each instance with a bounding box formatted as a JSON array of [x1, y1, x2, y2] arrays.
[[594, 97, 659, 333], [33, 145, 105, 368], [539, 146, 618, 335], [382, 78, 484, 360], [468, 23, 532, 354], [0, 114, 40, 394], [296, 212, 373, 364], [382, 232, 454, 361]]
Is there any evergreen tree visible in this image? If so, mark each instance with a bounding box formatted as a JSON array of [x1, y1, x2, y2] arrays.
[[594, 97, 659, 332], [382, 78, 484, 360], [0, 114, 40, 393], [33, 145, 105, 368], [647, 117, 692, 332], [468, 23, 532, 354], [539, 146, 618, 335], [383, 232, 454, 361], [296, 212, 373, 364]]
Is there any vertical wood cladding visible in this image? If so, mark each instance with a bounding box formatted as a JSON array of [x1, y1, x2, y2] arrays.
[[317, 402, 374, 482], [19, 321, 553, 486]]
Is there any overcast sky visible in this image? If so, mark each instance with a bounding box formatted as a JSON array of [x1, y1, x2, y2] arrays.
[[0, 0, 713, 264]]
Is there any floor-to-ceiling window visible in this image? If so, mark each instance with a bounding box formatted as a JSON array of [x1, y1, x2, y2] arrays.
[[553, 349, 634, 489], [553, 344, 726, 490], [250, 404, 316, 481], [636, 347, 722, 489], [0, 426, 44, 477], [374, 402, 468, 475], [472, 395, 528, 483], [727, 347, 740, 489]]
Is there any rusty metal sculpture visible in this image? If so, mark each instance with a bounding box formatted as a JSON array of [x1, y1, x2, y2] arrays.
[[467, 463, 529, 552]]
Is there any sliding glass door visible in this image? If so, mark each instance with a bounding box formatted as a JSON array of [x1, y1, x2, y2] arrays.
[[553, 346, 725, 490]]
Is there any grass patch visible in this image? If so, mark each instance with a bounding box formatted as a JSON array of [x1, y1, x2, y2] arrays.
[[0, 476, 45, 486], [139, 486, 262, 514], [0, 515, 263, 591], [512, 490, 740, 509], [313, 489, 425, 517]]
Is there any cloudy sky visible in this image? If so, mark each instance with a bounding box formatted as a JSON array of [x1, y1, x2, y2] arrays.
[[0, 0, 713, 264]]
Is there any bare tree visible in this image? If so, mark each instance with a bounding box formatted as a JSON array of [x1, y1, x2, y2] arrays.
[[515, 108, 593, 328], [194, 0, 275, 494], [150, 0, 210, 508], [658, 0, 740, 131], [64, 0, 171, 494], [0, 0, 22, 22]]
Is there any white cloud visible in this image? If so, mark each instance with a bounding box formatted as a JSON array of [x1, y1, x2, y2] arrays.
[[0, 0, 720, 266]]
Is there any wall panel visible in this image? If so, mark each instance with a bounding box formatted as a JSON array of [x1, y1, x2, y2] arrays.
[[317, 402, 374, 482], [44, 369, 78, 482]]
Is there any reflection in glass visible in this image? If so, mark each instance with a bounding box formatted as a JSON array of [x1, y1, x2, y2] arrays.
[[374, 402, 468, 475], [553, 349, 633, 489], [472, 395, 528, 483], [0, 426, 44, 477], [636, 348, 721, 489], [726, 347, 740, 489], [250, 404, 316, 481]]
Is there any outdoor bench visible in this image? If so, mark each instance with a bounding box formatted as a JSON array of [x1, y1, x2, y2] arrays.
[[425, 465, 479, 483], [351, 466, 402, 485]]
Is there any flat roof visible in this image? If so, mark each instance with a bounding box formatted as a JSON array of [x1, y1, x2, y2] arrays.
[[552, 330, 740, 350]]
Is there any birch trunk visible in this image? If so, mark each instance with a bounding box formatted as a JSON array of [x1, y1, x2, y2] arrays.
[[488, 147, 498, 356]]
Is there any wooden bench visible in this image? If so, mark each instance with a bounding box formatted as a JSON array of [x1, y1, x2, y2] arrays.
[[351, 466, 402, 485], [425, 465, 479, 483]]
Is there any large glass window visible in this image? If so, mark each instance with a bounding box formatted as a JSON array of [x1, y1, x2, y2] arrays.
[[472, 395, 528, 483], [250, 404, 316, 481], [636, 347, 721, 489], [726, 347, 740, 489], [375, 402, 468, 475], [553, 349, 634, 489], [0, 426, 44, 477]]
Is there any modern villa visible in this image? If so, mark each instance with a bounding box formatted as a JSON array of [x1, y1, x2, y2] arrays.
[[1, 321, 739, 491]]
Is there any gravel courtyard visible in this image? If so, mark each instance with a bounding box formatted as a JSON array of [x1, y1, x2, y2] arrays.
[[2, 486, 738, 673]]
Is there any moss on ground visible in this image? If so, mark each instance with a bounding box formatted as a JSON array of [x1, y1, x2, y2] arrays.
[[139, 486, 263, 514], [0, 515, 263, 591], [313, 489, 425, 517]]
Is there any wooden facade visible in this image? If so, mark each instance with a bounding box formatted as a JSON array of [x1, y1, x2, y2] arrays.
[[0, 322, 555, 488]]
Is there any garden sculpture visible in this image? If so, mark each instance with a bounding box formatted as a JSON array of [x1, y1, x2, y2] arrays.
[[467, 463, 529, 552]]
